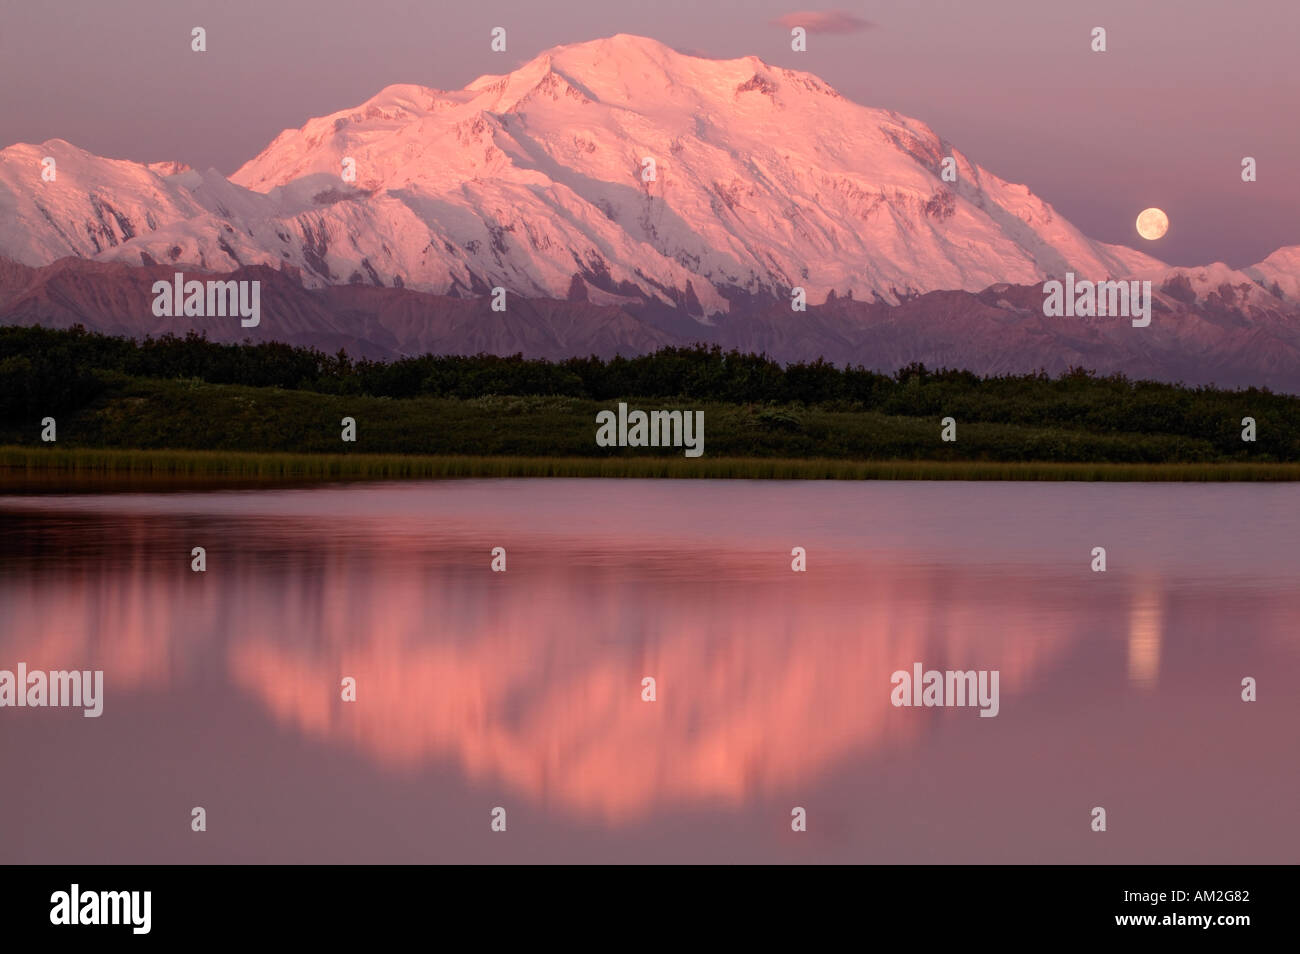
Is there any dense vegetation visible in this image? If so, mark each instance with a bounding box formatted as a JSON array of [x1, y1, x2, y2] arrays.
[[1, 324, 1297, 465]]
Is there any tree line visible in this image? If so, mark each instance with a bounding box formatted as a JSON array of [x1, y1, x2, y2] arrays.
[[1, 325, 1296, 458]]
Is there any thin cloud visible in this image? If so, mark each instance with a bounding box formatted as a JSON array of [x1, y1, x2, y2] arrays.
[[771, 11, 877, 34]]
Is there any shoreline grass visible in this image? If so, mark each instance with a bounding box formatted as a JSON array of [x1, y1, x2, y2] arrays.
[[4, 445, 1300, 484]]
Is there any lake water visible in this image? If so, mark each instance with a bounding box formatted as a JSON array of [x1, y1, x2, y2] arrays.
[[1, 479, 1297, 863]]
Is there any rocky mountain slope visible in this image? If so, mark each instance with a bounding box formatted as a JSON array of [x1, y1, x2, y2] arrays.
[[4, 255, 1298, 391]]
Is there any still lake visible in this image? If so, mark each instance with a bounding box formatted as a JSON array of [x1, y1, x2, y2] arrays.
[[1, 479, 1297, 863]]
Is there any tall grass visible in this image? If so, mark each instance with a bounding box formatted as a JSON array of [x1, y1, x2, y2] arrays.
[[4, 445, 1300, 482]]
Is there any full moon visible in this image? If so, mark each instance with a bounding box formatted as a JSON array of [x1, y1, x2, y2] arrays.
[[1136, 207, 1169, 241]]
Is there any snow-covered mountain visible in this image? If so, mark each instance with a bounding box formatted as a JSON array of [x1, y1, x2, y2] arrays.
[[1, 33, 1223, 317]]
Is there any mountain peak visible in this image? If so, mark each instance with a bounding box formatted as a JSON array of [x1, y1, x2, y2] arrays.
[[360, 83, 441, 112], [465, 52, 594, 112], [547, 33, 768, 70], [555, 33, 682, 59], [6, 36, 1186, 313]]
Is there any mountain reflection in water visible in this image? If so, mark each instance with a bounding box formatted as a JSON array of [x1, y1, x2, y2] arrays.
[[1, 480, 1297, 862]]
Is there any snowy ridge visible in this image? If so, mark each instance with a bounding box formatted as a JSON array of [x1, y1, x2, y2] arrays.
[[0, 34, 1294, 316]]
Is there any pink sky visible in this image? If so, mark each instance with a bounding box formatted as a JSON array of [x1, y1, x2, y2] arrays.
[[1, 0, 1295, 266]]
